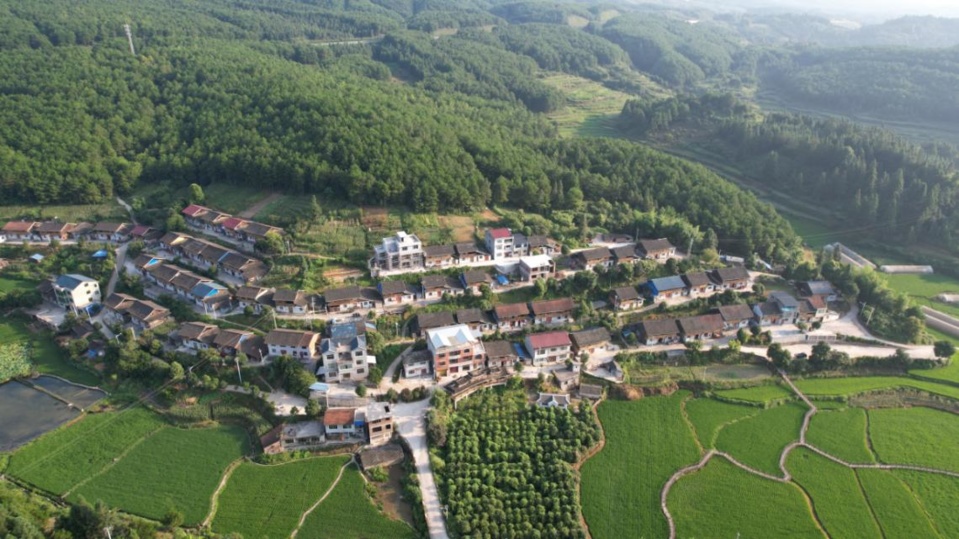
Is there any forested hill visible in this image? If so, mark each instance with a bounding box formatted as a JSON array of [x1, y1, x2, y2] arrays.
[[0, 0, 801, 261]]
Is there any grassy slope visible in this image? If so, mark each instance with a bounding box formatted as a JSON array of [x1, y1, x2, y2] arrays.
[[6, 408, 165, 494], [714, 402, 806, 475], [716, 376, 959, 404], [540, 73, 641, 138], [0, 319, 100, 386], [857, 469, 941, 539], [296, 465, 416, 539], [868, 407, 959, 473], [913, 359, 959, 384], [212, 456, 349, 539], [684, 397, 760, 449], [787, 447, 882, 539], [806, 407, 875, 463], [715, 383, 793, 403], [895, 470, 959, 539], [668, 458, 824, 539], [580, 392, 700, 539], [72, 425, 250, 524]]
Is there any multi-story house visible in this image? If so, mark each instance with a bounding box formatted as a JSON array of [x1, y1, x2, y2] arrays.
[[518, 255, 555, 282], [265, 329, 319, 361], [426, 324, 486, 379], [485, 228, 520, 259], [317, 322, 373, 383], [370, 231, 423, 273], [48, 274, 101, 311], [524, 332, 572, 366], [359, 402, 394, 446]]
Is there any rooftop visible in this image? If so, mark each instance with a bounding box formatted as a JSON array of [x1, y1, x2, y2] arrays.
[[638, 238, 674, 253], [713, 266, 750, 282], [530, 297, 575, 315], [677, 314, 724, 335], [526, 331, 571, 349], [487, 228, 511, 240], [612, 286, 640, 301], [520, 254, 553, 268], [265, 329, 317, 348], [484, 340, 517, 358], [570, 327, 610, 348], [494, 302, 530, 320], [651, 275, 688, 292], [416, 311, 456, 331], [717, 303, 755, 322], [427, 324, 477, 350], [640, 318, 681, 337], [323, 408, 356, 427]]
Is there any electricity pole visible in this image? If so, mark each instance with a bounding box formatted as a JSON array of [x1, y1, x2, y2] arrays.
[[123, 24, 135, 56]]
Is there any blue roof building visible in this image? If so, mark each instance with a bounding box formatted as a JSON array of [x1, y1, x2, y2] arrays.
[[647, 275, 688, 297]]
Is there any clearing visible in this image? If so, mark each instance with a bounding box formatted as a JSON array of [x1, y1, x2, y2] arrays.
[[541, 73, 638, 138]]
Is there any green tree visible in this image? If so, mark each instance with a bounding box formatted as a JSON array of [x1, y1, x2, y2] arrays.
[[934, 340, 956, 359], [188, 183, 205, 204], [256, 231, 285, 254]]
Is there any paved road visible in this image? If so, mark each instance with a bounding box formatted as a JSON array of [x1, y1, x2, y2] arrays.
[[394, 399, 449, 539]]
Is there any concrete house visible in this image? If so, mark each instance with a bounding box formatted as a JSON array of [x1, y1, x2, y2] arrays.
[[493, 302, 531, 332], [610, 286, 642, 311], [49, 274, 101, 311], [572, 247, 613, 271], [420, 274, 465, 300], [484, 340, 518, 369], [361, 402, 394, 446], [272, 289, 309, 315], [637, 238, 676, 260], [529, 297, 575, 327], [717, 303, 755, 331], [370, 231, 423, 273], [518, 255, 554, 282], [485, 228, 518, 260], [318, 322, 373, 383], [423, 244, 456, 269], [454, 243, 491, 264], [637, 318, 681, 345], [524, 331, 572, 366], [427, 324, 486, 379], [265, 329, 319, 361]]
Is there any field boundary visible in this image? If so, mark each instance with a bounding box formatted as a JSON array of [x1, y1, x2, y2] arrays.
[[289, 457, 354, 538], [201, 457, 245, 527]]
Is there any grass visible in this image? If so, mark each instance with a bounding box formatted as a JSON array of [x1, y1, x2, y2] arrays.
[[580, 392, 700, 539], [376, 343, 407, 372], [882, 272, 959, 319], [714, 402, 806, 475], [0, 277, 35, 293], [912, 357, 959, 384], [0, 201, 126, 223], [254, 194, 314, 223], [806, 408, 875, 463], [894, 470, 959, 538], [857, 469, 940, 539], [72, 424, 250, 524], [297, 464, 416, 539], [541, 73, 635, 138], [7, 408, 166, 494], [868, 407, 959, 473], [787, 447, 882, 539], [716, 376, 959, 403], [0, 320, 101, 386], [714, 383, 793, 404], [201, 184, 272, 215], [212, 456, 349, 538], [684, 397, 760, 449], [667, 458, 824, 538]]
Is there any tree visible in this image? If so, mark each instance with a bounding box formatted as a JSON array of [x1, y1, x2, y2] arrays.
[[168, 361, 184, 381], [306, 398, 321, 417], [188, 183, 205, 204], [767, 343, 791, 369], [535, 278, 548, 298], [356, 384, 367, 397], [309, 195, 322, 222], [934, 340, 956, 359], [256, 231, 285, 254], [161, 508, 183, 529], [368, 366, 383, 386]]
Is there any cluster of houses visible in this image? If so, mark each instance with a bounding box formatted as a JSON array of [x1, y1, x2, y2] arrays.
[[155, 231, 269, 284], [173, 320, 268, 361], [132, 255, 233, 314], [180, 204, 283, 248], [635, 284, 835, 345], [1, 220, 150, 244], [260, 400, 394, 453]]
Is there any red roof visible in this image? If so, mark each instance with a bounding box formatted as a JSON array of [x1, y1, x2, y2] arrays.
[[181, 204, 208, 218], [2, 221, 36, 232], [129, 225, 151, 237], [221, 217, 246, 231], [323, 408, 356, 426], [488, 228, 511, 240], [526, 331, 571, 349]]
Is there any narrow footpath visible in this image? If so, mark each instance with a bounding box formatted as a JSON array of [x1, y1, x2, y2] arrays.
[[394, 399, 449, 539]]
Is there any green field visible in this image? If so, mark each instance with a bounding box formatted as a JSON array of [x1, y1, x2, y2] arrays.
[[857, 469, 941, 538], [911, 359, 959, 385], [297, 465, 417, 539], [580, 392, 700, 539], [7, 408, 166, 494], [212, 456, 349, 538], [0, 277, 35, 293], [0, 320, 100, 386], [806, 408, 875, 463], [788, 448, 882, 539], [200, 184, 272, 215], [895, 471, 959, 538], [0, 202, 126, 223], [715, 403, 806, 475], [668, 458, 824, 539], [882, 272, 959, 319], [868, 407, 959, 473], [716, 376, 959, 403], [684, 397, 760, 448], [541, 73, 637, 138], [714, 383, 793, 403]]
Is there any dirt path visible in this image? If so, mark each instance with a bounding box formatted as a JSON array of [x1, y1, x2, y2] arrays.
[[238, 192, 282, 219], [202, 458, 245, 528], [290, 457, 354, 538]]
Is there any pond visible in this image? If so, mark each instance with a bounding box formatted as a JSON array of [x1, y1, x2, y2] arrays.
[[29, 375, 106, 410], [0, 381, 79, 452]]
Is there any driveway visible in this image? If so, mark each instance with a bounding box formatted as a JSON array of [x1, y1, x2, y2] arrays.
[[394, 399, 449, 539]]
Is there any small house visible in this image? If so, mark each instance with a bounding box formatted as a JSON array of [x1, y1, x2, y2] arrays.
[[423, 244, 456, 269], [647, 276, 688, 300], [493, 302, 531, 332], [378, 280, 418, 307], [412, 311, 457, 338], [265, 329, 319, 361], [682, 272, 714, 296], [420, 274, 465, 300], [323, 286, 380, 312], [798, 280, 838, 302], [403, 349, 432, 378], [711, 266, 751, 290], [611, 245, 640, 265], [323, 408, 358, 440], [235, 285, 274, 313], [484, 340, 518, 369], [677, 314, 725, 341], [460, 270, 492, 296], [176, 321, 219, 351], [518, 255, 554, 282], [570, 327, 611, 357], [455, 242, 492, 264], [536, 393, 571, 409], [273, 289, 309, 315], [610, 286, 642, 311], [524, 331, 572, 366], [637, 238, 676, 260], [717, 303, 755, 331], [571, 247, 613, 271], [529, 297, 575, 327], [455, 308, 495, 336], [637, 318, 681, 345]]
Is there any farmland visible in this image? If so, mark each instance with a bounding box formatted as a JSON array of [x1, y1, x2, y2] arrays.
[[805, 408, 875, 463], [0, 319, 100, 386], [714, 383, 793, 403], [857, 469, 940, 538], [714, 402, 805, 475], [895, 471, 959, 538], [715, 376, 959, 403], [868, 407, 959, 473], [296, 465, 417, 539], [212, 456, 350, 538], [684, 397, 760, 448]]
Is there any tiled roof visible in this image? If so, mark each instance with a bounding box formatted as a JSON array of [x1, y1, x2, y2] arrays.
[[639, 318, 680, 338], [612, 286, 640, 301], [494, 302, 530, 320], [265, 329, 317, 348], [484, 340, 517, 359], [526, 331, 571, 349], [570, 327, 610, 348], [529, 298, 575, 315], [717, 303, 755, 322], [323, 408, 356, 426], [638, 238, 674, 253], [678, 314, 724, 335], [487, 228, 511, 239]]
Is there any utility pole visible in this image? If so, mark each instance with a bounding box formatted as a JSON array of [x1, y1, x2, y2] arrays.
[[272, 309, 277, 329], [104, 527, 113, 539], [123, 24, 135, 56], [234, 356, 242, 385], [687, 237, 694, 257]]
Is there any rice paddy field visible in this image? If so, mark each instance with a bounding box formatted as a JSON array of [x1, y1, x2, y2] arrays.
[[805, 407, 875, 463], [714, 402, 805, 475]]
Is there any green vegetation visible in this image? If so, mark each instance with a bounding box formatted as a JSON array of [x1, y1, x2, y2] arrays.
[[787, 448, 882, 539], [684, 397, 760, 448], [895, 470, 959, 538], [581, 392, 699, 539], [857, 469, 940, 538], [868, 407, 959, 473], [0, 320, 100, 386], [0, 342, 30, 382], [716, 376, 959, 403], [542, 74, 634, 138], [7, 408, 166, 494], [715, 403, 805, 475], [912, 358, 959, 385], [715, 383, 792, 403], [297, 465, 416, 539], [806, 408, 875, 463], [212, 456, 349, 538], [0, 480, 63, 539], [667, 458, 823, 538]]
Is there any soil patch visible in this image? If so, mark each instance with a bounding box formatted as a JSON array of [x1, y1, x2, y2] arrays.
[[371, 463, 415, 528]]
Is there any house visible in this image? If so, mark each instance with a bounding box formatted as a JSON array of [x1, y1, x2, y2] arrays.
[[799, 295, 828, 322], [176, 322, 219, 351], [572, 247, 613, 271], [145, 263, 182, 292], [323, 286, 380, 313], [524, 331, 572, 366], [527, 235, 559, 256], [683, 272, 714, 296], [450, 244, 487, 265], [426, 324, 486, 379], [611, 245, 641, 265], [637, 319, 681, 345], [455, 308, 495, 336], [711, 266, 751, 290], [273, 289, 309, 315], [191, 282, 231, 313], [213, 329, 253, 357], [753, 301, 783, 326], [266, 421, 326, 453], [677, 314, 725, 341], [91, 222, 132, 242], [1, 221, 37, 241], [159, 232, 191, 252], [235, 285, 274, 313], [219, 252, 268, 283], [318, 322, 374, 383], [68, 222, 94, 240], [553, 366, 580, 392], [420, 274, 465, 300], [484, 340, 518, 369], [370, 231, 424, 273], [128, 225, 158, 243], [181, 238, 231, 268], [181, 204, 211, 227], [378, 280, 417, 307], [536, 393, 571, 409], [102, 293, 171, 331], [529, 297, 575, 327], [412, 311, 456, 338], [485, 228, 518, 260], [403, 349, 433, 378], [493, 302, 531, 332], [770, 291, 801, 324], [423, 244, 456, 269], [637, 238, 676, 260], [570, 327, 611, 357], [324, 408, 358, 441], [240, 336, 269, 363], [265, 329, 319, 361], [513, 233, 530, 258], [239, 221, 284, 245], [798, 281, 838, 302], [35, 222, 75, 242], [195, 209, 230, 231], [610, 286, 642, 311], [48, 274, 101, 311], [361, 402, 394, 446], [219, 217, 248, 239], [460, 270, 491, 296], [717, 303, 755, 331], [170, 269, 210, 298], [647, 276, 688, 300], [518, 255, 555, 282], [580, 384, 604, 400], [132, 253, 166, 273]]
